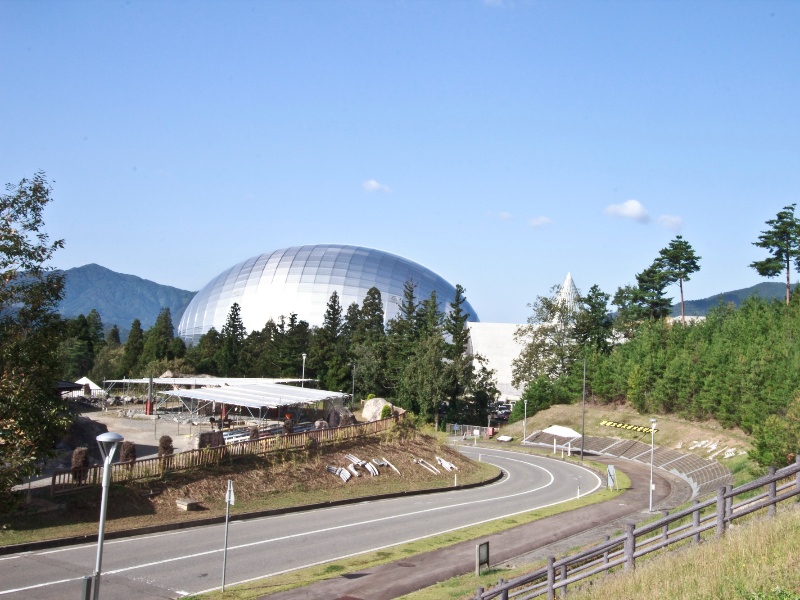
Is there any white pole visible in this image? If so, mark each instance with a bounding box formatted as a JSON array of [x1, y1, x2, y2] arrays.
[[301, 353, 306, 388], [93, 434, 122, 600], [222, 479, 233, 591], [523, 399, 527, 443], [649, 418, 657, 512]]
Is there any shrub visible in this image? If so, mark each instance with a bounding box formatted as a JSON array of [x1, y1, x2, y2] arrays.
[[158, 435, 174, 457], [120, 441, 137, 463], [71, 447, 89, 483], [380, 404, 393, 419]]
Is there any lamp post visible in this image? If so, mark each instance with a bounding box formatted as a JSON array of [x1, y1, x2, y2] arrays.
[[301, 353, 307, 388], [523, 399, 528, 443], [649, 418, 657, 512], [93, 432, 124, 600], [351, 363, 356, 406]]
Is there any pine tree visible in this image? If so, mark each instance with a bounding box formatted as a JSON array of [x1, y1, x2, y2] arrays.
[[750, 204, 800, 305], [658, 235, 701, 325], [119, 319, 144, 377], [217, 303, 246, 376], [574, 284, 613, 354]]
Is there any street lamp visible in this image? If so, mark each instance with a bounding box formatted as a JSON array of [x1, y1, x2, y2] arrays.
[[93, 431, 124, 600], [301, 353, 307, 388], [649, 418, 657, 512]]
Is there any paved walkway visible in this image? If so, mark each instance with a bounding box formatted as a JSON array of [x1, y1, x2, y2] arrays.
[[259, 452, 689, 600]]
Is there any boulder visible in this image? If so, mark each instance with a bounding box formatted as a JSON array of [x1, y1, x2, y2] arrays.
[[361, 398, 401, 422]]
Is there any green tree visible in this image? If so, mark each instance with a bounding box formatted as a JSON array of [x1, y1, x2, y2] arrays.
[[635, 261, 673, 320], [750, 204, 800, 305], [105, 324, 121, 348], [750, 394, 800, 467], [119, 318, 144, 377], [574, 284, 613, 354], [311, 292, 349, 392], [86, 309, 105, 352], [140, 308, 175, 368], [0, 172, 69, 504], [658, 235, 701, 325], [60, 315, 93, 379], [512, 283, 580, 389], [217, 302, 246, 376], [359, 287, 385, 341]]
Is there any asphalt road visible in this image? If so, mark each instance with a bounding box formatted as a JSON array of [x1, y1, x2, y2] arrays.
[[0, 447, 601, 600]]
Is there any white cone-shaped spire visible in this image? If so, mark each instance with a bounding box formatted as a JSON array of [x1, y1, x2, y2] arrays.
[[555, 272, 579, 315]]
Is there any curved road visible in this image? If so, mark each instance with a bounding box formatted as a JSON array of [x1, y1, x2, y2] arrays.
[[0, 448, 600, 599]]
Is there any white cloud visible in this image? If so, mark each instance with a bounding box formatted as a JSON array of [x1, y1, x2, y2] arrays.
[[604, 199, 650, 223], [528, 216, 552, 228], [362, 179, 390, 193], [498, 211, 513, 220], [657, 214, 684, 232]]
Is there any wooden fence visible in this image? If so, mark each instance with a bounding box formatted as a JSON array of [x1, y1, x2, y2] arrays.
[[476, 456, 800, 600], [51, 415, 402, 496]]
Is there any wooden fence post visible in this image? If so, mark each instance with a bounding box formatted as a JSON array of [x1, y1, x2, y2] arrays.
[[560, 564, 567, 598], [603, 535, 610, 573], [547, 556, 556, 600], [768, 466, 777, 518], [499, 580, 508, 600], [661, 509, 669, 541], [796, 455, 800, 503], [475, 587, 483, 600], [716, 487, 726, 538], [692, 499, 700, 544], [725, 484, 733, 520], [624, 522, 635, 572]]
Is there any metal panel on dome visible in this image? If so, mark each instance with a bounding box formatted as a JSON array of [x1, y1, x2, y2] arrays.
[[177, 244, 478, 345]]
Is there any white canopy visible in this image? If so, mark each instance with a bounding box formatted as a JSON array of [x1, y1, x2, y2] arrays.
[[157, 382, 347, 410], [542, 425, 582, 438]]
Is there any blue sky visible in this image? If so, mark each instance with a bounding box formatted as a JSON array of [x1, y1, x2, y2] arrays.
[[2, 0, 799, 324]]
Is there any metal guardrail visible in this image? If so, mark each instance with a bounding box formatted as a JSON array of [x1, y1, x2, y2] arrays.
[[51, 415, 403, 496], [475, 456, 800, 599]]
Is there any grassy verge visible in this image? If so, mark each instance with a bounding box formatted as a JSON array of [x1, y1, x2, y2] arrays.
[[186, 460, 630, 599], [558, 506, 800, 600]]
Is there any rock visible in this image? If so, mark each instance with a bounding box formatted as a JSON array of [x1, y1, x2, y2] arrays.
[[361, 398, 401, 422]]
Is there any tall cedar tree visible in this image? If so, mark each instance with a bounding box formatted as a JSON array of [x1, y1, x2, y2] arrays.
[[750, 204, 800, 305], [350, 287, 387, 398], [658, 235, 701, 325], [140, 307, 175, 367], [385, 281, 418, 394], [60, 315, 93, 379], [0, 172, 69, 503], [312, 292, 349, 392], [119, 318, 144, 377], [217, 302, 246, 376]]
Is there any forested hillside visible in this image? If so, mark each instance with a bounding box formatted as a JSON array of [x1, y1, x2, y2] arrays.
[[58, 264, 195, 335]]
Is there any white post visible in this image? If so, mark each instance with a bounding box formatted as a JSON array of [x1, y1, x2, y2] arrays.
[[523, 399, 527, 443], [301, 353, 306, 388], [649, 418, 657, 512], [93, 433, 123, 600], [222, 479, 234, 591]]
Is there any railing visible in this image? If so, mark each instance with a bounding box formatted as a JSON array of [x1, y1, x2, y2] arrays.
[[475, 456, 800, 599], [51, 415, 402, 496]]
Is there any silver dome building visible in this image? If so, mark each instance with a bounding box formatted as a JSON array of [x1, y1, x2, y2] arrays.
[[178, 244, 479, 345]]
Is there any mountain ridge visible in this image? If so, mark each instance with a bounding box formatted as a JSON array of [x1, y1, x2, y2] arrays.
[[58, 264, 196, 334], [57, 263, 795, 335]]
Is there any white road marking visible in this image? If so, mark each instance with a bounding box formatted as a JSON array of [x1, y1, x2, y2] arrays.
[[1, 450, 601, 597]]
